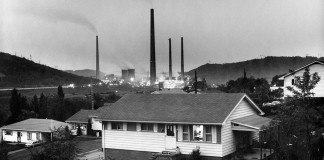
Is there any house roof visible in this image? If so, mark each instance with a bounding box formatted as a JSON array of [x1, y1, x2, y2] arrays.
[[98, 93, 263, 124], [279, 61, 324, 80], [65, 109, 97, 123], [1, 118, 69, 133], [232, 115, 272, 130]]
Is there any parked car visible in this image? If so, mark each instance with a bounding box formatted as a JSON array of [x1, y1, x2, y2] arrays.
[[25, 140, 42, 148]]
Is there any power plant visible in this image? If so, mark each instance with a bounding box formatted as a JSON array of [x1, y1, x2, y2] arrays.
[[121, 69, 135, 81], [150, 9, 156, 85], [96, 35, 100, 79]]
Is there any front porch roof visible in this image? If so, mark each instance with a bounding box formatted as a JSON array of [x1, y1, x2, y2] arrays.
[[232, 115, 272, 131]]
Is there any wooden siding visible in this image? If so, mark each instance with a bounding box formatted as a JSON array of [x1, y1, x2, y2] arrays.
[[222, 99, 258, 156], [104, 130, 165, 152], [177, 142, 222, 157], [284, 64, 324, 97]]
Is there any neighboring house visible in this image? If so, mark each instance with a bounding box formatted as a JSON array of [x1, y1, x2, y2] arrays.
[[279, 61, 324, 98], [1, 118, 70, 143], [65, 109, 100, 135], [98, 93, 271, 160]]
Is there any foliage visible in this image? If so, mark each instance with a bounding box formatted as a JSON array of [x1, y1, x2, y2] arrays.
[[38, 93, 47, 119], [0, 52, 101, 88], [0, 144, 8, 160], [265, 67, 323, 160], [87, 118, 94, 136], [29, 126, 77, 160], [77, 125, 82, 136], [7, 88, 30, 124], [217, 76, 282, 106], [191, 149, 202, 160]]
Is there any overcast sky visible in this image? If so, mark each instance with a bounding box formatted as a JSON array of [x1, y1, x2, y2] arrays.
[[1, 0, 323, 78]]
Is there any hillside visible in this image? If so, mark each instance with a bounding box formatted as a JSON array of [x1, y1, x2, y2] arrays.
[[187, 56, 324, 85], [0, 52, 100, 88], [65, 69, 106, 79]]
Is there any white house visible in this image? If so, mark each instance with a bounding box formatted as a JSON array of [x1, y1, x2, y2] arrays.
[[279, 61, 324, 98], [98, 93, 271, 160], [1, 118, 70, 143]]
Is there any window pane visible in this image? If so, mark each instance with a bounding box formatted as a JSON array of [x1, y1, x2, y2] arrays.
[[183, 133, 189, 141], [112, 122, 123, 130], [148, 124, 153, 131], [127, 122, 136, 131], [158, 124, 165, 133], [183, 125, 188, 132], [206, 134, 212, 142], [205, 125, 211, 134]]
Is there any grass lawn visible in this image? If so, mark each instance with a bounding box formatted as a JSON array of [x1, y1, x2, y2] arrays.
[[0, 142, 25, 153], [75, 136, 102, 154]]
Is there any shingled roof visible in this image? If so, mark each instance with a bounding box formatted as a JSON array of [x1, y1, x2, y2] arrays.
[[65, 109, 97, 123], [98, 93, 262, 124], [1, 118, 69, 132]]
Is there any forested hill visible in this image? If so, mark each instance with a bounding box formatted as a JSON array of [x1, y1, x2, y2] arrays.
[[0, 52, 100, 88], [65, 69, 106, 79], [187, 56, 324, 85]]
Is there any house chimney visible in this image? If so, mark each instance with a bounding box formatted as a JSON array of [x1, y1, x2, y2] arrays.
[[96, 35, 99, 79], [169, 38, 172, 79], [150, 9, 156, 85], [181, 37, 184, 80]]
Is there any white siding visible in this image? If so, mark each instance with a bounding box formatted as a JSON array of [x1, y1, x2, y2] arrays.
[[222, 99, 258, 156], [176, 142, 222, 157], [104, 130, 165, 152], [92, 118, 102, 130], [284, 64, 324, 97]]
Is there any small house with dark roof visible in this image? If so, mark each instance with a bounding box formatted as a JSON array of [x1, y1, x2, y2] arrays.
[[279, 61, 324, 97], [98, 93, 271, 160], [65, 109, 101, 135], [1, 118, 70, 143]]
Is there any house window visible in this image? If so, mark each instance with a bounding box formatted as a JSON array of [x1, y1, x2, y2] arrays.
[[36, 133, 40, 140], [111, 122, 123, 130], [183, 125, 189, 141], [292, 79, 295, 85], [5, 131, 12, 135], [141, 123, 154, 132], [205, 125, 212, 142], [158, 124, 165, 133], [27, 132, 32, 140], [103, 122, 108, 130], [127, 122, 137, 131]]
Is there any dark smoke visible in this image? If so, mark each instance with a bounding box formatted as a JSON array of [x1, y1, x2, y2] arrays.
[[16, 6, 97, 34]]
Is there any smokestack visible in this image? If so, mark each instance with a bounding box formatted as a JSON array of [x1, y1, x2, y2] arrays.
[[181, 37, 184, 80], [150, 9, 156, 85], [169, 38, 172, 79], [96, 36, 99, 79]]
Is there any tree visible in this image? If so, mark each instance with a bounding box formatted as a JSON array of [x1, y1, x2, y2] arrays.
[[38, 93, 48, 119], [30, 94, 39, 114], [8, 89, 30, 124], [266, 67, 322, 160], [57, 85, 64, 100], [29, 126, 77, 160]]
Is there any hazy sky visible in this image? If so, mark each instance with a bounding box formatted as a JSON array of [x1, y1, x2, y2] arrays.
[[1, 0, 323, 78]]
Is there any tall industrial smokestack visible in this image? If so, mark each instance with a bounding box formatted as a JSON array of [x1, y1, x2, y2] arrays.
[[150, 9, 156, 85], [169, 38, 172, 79], [181, 37, 184, 80], [96, 35, 99, 79]]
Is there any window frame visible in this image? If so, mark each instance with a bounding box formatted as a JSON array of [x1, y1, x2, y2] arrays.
[[5, 130, 13, 135], [205, 125, 212, 142], [141, 123, 154, 132], [111, 122, 123, 130], [27, 132, 32, 140], [183, 125, 189, 141]]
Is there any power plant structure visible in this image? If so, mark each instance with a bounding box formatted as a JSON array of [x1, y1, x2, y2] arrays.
[[96, 36, 100, 79], [150, 9, 156, 85], [121, 69, 136, 82]]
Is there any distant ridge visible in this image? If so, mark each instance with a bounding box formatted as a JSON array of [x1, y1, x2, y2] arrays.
[[65, 69, 106, 79], [0, 52, 100, 88], [187, 56, 324, 85]]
